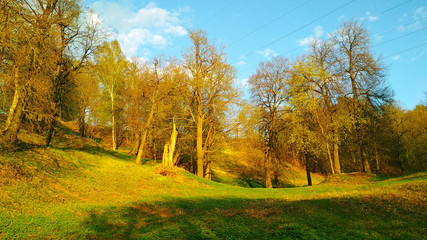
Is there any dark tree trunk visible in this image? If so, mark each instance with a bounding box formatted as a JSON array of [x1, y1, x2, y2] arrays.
[[360, 144, 371, 173], [274, 170, 282, 188], [45, 118, 57, 147], [264, 153, 273, 188], [305, 153, 312, 186]]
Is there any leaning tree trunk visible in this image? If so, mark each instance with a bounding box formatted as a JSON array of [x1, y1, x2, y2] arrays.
[[45, 117, 57, 147], [135, 101, 156, 165], [1, 85, 23, 145]]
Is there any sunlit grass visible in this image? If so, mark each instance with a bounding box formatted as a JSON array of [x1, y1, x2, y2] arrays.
[[0, 131, 426, 239]]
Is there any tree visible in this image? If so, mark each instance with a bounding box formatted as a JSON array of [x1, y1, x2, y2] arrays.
[[182, 30, 236, 178], [95, 40, 128, 151], [0, 0, 103, 146], [333, 20, 389, 173], [249, 56, 291, 188], [292, 39, 342, 174], [73, 68, 100, 137], [135, 57, 184, 164], [0, 0, 58, 145]]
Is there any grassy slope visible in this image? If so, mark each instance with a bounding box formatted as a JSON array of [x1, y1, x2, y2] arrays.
[[212, 147, 325, 188], [0, 128, 426, 239]]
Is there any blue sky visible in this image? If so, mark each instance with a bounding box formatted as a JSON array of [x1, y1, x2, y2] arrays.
[[85, 0, 427, 109]]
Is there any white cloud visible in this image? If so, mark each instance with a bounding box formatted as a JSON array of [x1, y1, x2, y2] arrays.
[[256, 48, 278, 58], [237, 56, 246, 66], [338, 15, 345, 22], [298, 36, 314, 47], [360, 11, 378, 22], [373, 34, 383, 43], [392, 56, 400, 61], [397, 7, 427, 32], [313, 25, 323, 38], [297, 25, 324, 47], [90, 1, 188, 57], [88, 11, 102, 25], [238, 78, 249, 88]]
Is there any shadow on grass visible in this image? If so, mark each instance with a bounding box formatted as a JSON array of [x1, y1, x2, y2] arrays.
[[81, 196, 426, 240]]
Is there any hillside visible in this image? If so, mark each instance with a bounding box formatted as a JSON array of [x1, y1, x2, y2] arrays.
[[0, 127, 426, 239]]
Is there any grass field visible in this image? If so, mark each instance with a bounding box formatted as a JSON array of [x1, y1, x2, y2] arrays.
[[0, 129, 426, 239]]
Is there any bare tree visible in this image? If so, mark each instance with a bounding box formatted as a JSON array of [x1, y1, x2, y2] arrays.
[[249, 56, 291, 188]]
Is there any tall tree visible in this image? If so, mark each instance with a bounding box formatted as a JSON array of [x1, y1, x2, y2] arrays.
[[249, 56, 290, 188], [182, 30, 236, 178], [95, 40, 128, 151], [333, 20, 389, 173], [292, 39, 342, 174]]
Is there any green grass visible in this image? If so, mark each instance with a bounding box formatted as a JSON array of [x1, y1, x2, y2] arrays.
[[0, 129, 426, 239]]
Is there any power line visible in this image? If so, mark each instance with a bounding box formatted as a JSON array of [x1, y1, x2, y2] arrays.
[[236, 0, 417, 74], [374, 26, 427, 48], [228, 0, 312, 47], [233, 0, 358, 65], [374, 0, 413, 17], [283, 0, 415, 56], [383, 42, 427, 59], [199, 1, 234, 28], [379, 15, 427, 36], [254, 0, 358, 53]]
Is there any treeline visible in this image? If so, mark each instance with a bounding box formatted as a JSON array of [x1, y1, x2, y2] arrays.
[[0, 1, 425, 185], [243, 21, 426, 187]]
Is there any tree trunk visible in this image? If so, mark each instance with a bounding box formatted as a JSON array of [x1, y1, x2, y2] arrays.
[[196, 114, 204, 178], [204, 157, 211, 180], [162, 143, 169, 166], [1, 86, 23, 145], [265, 153, 272, 188], [333, 132, 341, 174], [315, 111, 335, 175], [135, 128, 148, 164], [305, 153, 312, 186], [274, 170, 282, 188], [110, 88, 117, 151], [135, 101, 156, 165], [78, 108, 86, 137], [374, 143, 380, 173], [46, 101, 60, 147], [360, 144, 371, 173], [326, 142, 335, 175], [162, 119, 178, 167], [45, 118, 56, 147], [129, 131, 141, 156]]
